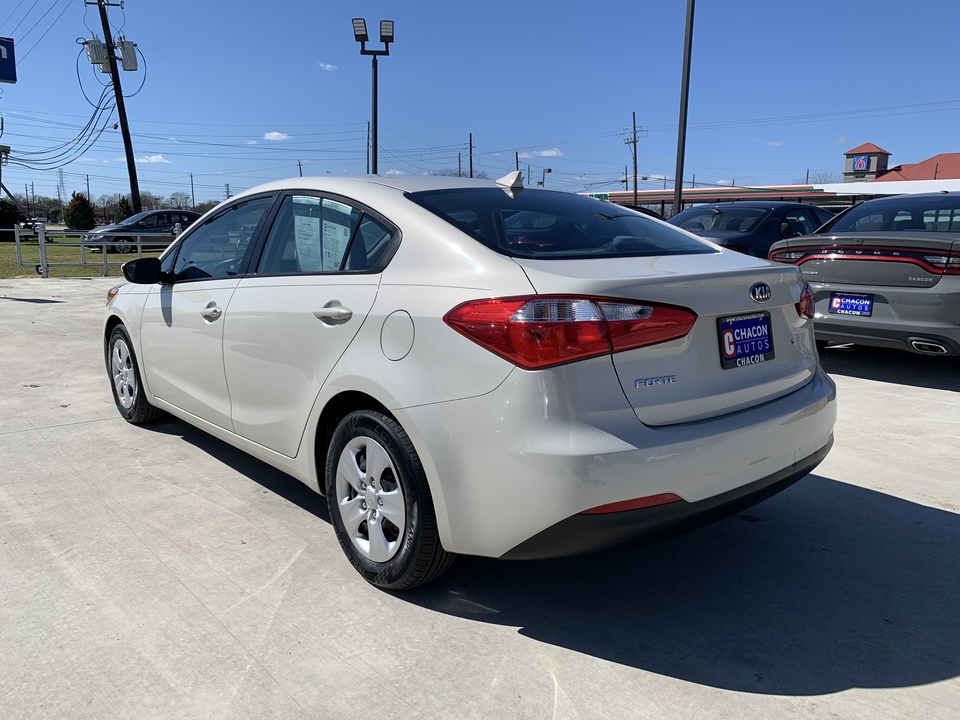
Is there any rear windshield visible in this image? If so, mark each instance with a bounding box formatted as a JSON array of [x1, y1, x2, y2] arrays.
[[825, 194, 960, 233], [669, 206, 767, 233], [407, 188, 717, 259]]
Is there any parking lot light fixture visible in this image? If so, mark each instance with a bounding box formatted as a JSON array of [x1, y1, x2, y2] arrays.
[[352, 18, 394, 175], [380, 20, 394, 43], [352, 18, 368, 43]]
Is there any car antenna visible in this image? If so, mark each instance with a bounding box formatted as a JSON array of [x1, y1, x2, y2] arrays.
[[496, 170, 524, 199]]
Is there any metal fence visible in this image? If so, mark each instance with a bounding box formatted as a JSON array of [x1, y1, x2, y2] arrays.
[[8, 224, 179, 277]]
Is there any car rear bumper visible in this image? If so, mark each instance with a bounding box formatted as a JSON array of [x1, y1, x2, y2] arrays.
[[501, 435, 832, 559], [811, 283, 960, 354], [399, 360, 837, 559]]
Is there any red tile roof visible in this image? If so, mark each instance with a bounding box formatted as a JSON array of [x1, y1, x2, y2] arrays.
[[873, 153, 960, 182], [844, 142, 892, 156]]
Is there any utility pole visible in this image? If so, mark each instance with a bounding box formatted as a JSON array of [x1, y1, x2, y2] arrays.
[[86, 175, 91, 200], [458, 153, 462, 177], [515, 151, 519, 171], [298, 160, 303, 177], [624, 111, 639, 206], [469, 133, 474, 178], [189, 173, 195, 209], [90, 0, 142, 213]]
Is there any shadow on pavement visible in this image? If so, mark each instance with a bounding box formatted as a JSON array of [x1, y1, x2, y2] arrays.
[[142, 417, 960, 695], [147, 418, 330, 522], [406, 475, 960, 696], [819, 343, 960, 391]]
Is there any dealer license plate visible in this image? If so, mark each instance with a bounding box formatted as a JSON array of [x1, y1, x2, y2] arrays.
[[828, 292, 873, 316], [718, 312, 775, 370]]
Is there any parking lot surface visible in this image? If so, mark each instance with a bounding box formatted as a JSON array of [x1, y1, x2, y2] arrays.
[[1, 277, 958, 719]]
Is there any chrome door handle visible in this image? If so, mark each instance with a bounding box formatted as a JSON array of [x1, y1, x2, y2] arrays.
[[313, 306, 353, 323], [200, 306, 222, 320]]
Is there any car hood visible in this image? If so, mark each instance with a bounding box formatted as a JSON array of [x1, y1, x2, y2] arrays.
[[88, 223, 131, 234]]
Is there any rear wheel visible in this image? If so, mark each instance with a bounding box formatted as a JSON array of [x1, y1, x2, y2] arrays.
[[325, 410, 453, 589], [106, 325, 161, 424]]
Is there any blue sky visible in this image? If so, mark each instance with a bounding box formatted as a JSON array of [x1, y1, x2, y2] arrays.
[[2, 0, 959, 205]]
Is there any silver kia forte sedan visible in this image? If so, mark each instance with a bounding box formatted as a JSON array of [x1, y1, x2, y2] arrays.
[[104, 174, 836, 589], [769, 192, 960, 355]]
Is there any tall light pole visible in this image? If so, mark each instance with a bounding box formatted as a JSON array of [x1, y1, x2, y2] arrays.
[[352, 18, 394, 175], [673, 0, 695, 217], [538, 168, 552, 186]]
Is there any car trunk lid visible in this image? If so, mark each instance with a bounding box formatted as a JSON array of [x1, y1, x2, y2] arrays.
[[513, 254, 817, 426], [770, 233, 960, 288]]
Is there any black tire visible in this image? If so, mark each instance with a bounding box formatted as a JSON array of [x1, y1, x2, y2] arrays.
[[106, 324, 162, 424], [325, 410, 454, 590]]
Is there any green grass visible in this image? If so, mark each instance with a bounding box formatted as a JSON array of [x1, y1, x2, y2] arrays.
[[0, 239, 161, 279]]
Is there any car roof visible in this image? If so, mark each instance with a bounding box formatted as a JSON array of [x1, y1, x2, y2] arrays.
[[685, 201, 820, 210], [230, 175, 509, 202]]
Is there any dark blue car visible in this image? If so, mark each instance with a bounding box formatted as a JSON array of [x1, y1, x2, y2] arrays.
[[668, 202, 835, 257]]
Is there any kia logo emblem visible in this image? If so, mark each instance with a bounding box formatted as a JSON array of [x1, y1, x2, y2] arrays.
[[750, 282, 772, 303]]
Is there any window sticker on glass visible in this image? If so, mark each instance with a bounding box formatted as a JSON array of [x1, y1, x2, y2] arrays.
[[321, 199, 354, 272], [293, 196, 323, 272]]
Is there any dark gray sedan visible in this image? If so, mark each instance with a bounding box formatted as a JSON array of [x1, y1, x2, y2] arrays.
[[84, 210, 200, 254], [769, 192, 960, 355]]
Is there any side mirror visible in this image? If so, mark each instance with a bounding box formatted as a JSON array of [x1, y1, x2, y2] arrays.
[[122, 257, 163, 284]]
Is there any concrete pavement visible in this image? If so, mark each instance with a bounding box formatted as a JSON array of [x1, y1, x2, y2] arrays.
[[1, 277, 958, 719]]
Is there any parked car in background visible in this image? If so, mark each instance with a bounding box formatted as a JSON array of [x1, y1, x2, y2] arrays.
[[769, 192, 960, 355], [669, 202, 835, 258], [85, 210, 200, 253], [104, 174, 835, 589]]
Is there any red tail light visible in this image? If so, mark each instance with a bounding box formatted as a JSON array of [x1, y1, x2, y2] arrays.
[[796, 281, 814, 319], [443, 295, 697, 370]]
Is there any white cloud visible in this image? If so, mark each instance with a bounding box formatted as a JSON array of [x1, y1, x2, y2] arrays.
[[767, 141, 784, 147], [517, 148, 565, 159], [136, 154, 170, 164], [385, 168, 404, 175], [263, 131, 291, 141], [836, 135, 847, 144], [715, 179, 732, 186], [317, 62, 337, 71], [246, 140, 258, 145]]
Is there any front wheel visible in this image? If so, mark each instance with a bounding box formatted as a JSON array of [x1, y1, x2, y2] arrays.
[[106, 324, 161, 424], [111, 238, 133, 254], [325, 410, 454, 590]]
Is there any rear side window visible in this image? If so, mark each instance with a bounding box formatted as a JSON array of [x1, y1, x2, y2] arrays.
[[408, 189, 716, 259]]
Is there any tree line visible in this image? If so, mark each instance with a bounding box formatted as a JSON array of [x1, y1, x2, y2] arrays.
[[0, 191, 221, 229]]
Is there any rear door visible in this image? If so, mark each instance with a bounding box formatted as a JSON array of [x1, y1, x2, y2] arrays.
[[223, 194, 395, 458]]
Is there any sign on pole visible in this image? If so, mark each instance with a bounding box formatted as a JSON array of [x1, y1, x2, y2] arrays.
[[0, 37, 16, 84]]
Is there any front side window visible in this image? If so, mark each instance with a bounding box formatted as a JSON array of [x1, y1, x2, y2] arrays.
[[169, 196, 272, 281], [410, 189, 716, 259], [783, 209, 820, 236]]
